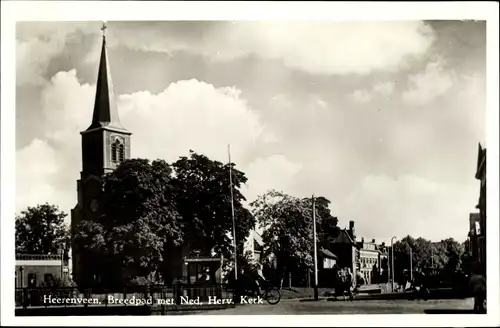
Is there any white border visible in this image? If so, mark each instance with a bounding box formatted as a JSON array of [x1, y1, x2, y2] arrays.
[[1, 1, 499, 326]]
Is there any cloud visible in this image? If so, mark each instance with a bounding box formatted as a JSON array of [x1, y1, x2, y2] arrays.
[[373, 81, 396, 97], [15, 70, 300, 215], [243, 155, 303, 202], [16, 139, 59, 211], [348, 89, 372, 103], [16, 38, 65, 87], [16, 22, 92, 87], [402, 59, 455, 106], [347, 80, 396, 103], [113, 21, 436, 75], [339, 174, 478, 243]]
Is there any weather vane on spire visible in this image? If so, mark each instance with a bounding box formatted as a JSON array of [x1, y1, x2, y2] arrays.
[[101, 21, 107, 38]]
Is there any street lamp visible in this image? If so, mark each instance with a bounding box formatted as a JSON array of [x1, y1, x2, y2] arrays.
[[391, 236, 397, 292]]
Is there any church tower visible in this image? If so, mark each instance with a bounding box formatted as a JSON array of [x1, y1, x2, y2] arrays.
[[71, 23, 132, 288]]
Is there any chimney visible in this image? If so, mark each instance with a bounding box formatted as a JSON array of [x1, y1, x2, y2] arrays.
[[361, 237, 365, 243], [372, 239, 376, 243], [348, 220, 356, 241]]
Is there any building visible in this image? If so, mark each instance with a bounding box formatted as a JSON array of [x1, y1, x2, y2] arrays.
[[474, 143, 486, 267], [356, 238, 389, 285], [71, 26, 133, 288], [243, 230, 264, 263], [329, 220, 359, 285], [357, 238, 380, 284], [15, 253, 69, 288], [317, 248, 338, 287]]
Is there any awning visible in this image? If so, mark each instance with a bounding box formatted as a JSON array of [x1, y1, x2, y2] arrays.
[[319, 248, 338, 260]]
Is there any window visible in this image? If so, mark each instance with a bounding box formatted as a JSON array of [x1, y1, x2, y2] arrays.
[[111, 139, 125, 163], [44, 273, 53, 284], [118, 143, 125, 162], [28, 273, 37, 288]]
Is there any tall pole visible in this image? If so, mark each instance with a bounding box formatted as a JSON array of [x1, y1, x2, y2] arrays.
[[431, 248, 434, 268], [228, 145, 238, 282], [312, 195, 319, 301], [409, 248, 413, 281], [391, 236, 396, 292]]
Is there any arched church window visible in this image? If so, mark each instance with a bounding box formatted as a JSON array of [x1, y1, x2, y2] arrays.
[[111, 139, 124, 163], [118, 143, 125, 162], [111, 141, 118, 162]]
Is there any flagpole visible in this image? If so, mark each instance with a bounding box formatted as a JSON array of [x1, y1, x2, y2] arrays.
[[228, 145, 238, 282], [312, 194, 319, 301]]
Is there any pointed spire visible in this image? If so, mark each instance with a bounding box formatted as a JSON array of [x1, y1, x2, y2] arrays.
[[86, 21, 126, 131]]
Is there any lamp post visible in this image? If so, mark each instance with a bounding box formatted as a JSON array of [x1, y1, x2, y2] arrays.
[[391, 236, 397, 292], [59, 243, 65, 280], [19, 266, 24, 288]]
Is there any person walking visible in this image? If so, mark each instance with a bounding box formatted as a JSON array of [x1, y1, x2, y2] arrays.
[[469, 263, 486, 313], [345, 268, 354, 301]]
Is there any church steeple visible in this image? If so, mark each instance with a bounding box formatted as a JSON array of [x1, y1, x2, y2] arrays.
[[85, 22, 126, 132], [80, 22, 131, 177]]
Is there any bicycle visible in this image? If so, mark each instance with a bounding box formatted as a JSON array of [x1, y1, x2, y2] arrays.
[[242, 279, 281, 305]]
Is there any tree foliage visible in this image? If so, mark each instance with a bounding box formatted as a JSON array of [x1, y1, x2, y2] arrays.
[[250, 190, 337, 285], [393, 235, 466, 281], [74, 151, 255, 284], [171, 150, 255, 257], [75, 159, 183, 283], [16, 203, 70, 254]]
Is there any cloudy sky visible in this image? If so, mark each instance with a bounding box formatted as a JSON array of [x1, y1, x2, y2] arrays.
[[16, 20, 486, 244]]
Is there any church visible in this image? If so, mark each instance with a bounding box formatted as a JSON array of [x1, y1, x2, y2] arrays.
[[70, 25, 132, 288], [70, 24, 261, 289]]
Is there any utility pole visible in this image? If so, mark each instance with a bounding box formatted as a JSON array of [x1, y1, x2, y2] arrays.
[[312, 195, 319, 301], [409, 248, 413, 281], [391, 236, 396, 292], [431, 248, 434, 268], [228, 145, 237, 282]]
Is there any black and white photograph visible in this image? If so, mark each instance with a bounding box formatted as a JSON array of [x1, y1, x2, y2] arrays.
[[1, 1, 499, 326]]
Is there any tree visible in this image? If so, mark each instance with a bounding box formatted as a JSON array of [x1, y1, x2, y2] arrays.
[[251, 190, 332, 288], [16, 203, 70, 254], [310, 196, 339, 249], [393, 236, 467, 283], [393, 236, 432, 282], [441, 238, 465, 273], [171, 150, 255, 258], [74, 159, 183, 285]]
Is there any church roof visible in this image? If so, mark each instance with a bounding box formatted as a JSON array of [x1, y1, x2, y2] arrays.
[[84, 24, 128, 133]]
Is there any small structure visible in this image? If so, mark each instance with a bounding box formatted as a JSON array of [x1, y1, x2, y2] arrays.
[[182, 254, 224, 302], [182, 255, 224, 285], [317, 248, 338, 287], [15, 252, 69, 288]]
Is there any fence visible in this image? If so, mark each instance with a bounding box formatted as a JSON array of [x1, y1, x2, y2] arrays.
[[15, 283, 236, 311], [16, 254, 63, 261]]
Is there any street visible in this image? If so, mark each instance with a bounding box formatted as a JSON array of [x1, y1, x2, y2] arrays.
[[198, 298, 476, 315]]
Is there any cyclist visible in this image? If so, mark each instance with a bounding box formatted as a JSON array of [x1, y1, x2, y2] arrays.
[[249, 265, 267, 295]]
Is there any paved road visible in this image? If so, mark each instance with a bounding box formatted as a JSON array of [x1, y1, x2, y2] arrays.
[[199, 298, 476, 315]]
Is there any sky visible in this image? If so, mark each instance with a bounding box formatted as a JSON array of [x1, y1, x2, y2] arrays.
[[15, 20, 486, 244]]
